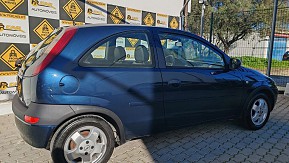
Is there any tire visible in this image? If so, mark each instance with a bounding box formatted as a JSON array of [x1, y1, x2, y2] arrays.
[[50, 115, 115, 163], [242, 93, 272, 130]]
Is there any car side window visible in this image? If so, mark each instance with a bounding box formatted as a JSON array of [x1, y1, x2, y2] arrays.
[[159, 33, 225, 69], [80, 32, 153, 68]]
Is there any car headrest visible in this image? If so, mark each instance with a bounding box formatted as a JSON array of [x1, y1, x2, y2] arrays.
[[107, 46, 115, 62], [114, 46, 126, 62], [165, 55, 175, 66], [135, 45, 149, 63], [163, 49, 170, 56]]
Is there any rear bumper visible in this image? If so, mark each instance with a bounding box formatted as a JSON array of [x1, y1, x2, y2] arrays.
[[14, 116, 55, 148], [12, 95, 75, 148]]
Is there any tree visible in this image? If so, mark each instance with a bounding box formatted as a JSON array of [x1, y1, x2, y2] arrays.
[[189, 0, 288, 53]]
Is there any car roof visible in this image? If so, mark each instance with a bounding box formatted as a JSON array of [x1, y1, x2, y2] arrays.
[[76, 23, 172, 29], [73, 24, 205, 42]]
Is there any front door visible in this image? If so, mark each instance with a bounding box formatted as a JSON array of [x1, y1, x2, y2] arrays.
[[156, 32, 244, 128]]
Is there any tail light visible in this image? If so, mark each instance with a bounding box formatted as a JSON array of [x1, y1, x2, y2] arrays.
[[24, 115, 40, 124], [32, 27, 78, 76]]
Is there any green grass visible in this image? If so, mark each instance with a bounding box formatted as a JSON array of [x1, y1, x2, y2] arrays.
[[236, 56, 289, 69]]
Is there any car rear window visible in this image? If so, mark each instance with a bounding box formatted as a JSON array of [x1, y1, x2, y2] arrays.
[[79, 32, 154, 68], [22, 28, 63, 68]]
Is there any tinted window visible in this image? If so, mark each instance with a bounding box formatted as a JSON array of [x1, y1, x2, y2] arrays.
[[159, 33, 224, 69], [80, 32, 153, 68]]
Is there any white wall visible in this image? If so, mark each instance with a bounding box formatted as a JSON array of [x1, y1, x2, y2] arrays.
[[229, 34, 269, 58], [98, 0, 185, 16]]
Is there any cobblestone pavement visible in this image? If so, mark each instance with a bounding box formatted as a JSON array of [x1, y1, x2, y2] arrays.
[[0, 95, 289, 163]]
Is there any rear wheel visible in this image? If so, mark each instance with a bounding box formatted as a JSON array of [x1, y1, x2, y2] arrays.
[[242, 93, 271, 130], [50, 115, 115, 163]]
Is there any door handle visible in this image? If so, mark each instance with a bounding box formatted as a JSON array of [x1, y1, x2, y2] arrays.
[[211, 71, 217, 75], [211, 71, 224, 75], [168, 79, 181, 88]]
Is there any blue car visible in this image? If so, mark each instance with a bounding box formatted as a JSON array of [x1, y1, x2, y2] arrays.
[[12, 25, 278, 163]]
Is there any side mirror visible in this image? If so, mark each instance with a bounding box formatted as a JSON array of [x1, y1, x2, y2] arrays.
[[229, 58, 241, 70], [15, 58, 23, 68]]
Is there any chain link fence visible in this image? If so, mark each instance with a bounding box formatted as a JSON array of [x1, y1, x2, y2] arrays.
[[189, 7, 289, 88]]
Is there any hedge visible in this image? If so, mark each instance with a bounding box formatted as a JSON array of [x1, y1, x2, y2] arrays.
[[236, 56, 289, 69]]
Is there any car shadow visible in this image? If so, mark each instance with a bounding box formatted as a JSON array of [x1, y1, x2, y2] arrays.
[[112, 119, 244, 162], [110, 97, 289, 162]]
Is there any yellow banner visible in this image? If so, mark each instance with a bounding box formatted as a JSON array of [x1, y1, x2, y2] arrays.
[[127, 8, 141, 13], [0, 71, 18, 76], [0, 12, 26, 20]]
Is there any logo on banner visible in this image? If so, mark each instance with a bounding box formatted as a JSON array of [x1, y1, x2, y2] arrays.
[[157, 14, 168, 26], [126, 8, 140, 24], [170, 17, 179, 29], [31, 0, 56, 9], [0, 22, 24, 33], [0, 0, 24, 12], [86, 0, 106, 22], [0, 82, 8, 90], [63, 0, 82, 20], [30, 0, 57, 16], [0, 44, 25, 70], [127, 15, 139, 22], [125, 47, 135, 59], [110, 7, 124, 24], [127, 38, 139, 47], [87, 8, 104, 17], [0, 81, 16, 90], [0, 22, 26, 41], [157, 20, 166, 26], [143, 13, 154, 26], [33, 19, 54, 40]]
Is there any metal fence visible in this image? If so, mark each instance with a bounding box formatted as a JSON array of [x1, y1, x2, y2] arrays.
[[189, 7, 289, 88]]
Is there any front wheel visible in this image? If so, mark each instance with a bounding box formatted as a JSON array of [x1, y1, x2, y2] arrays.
[[50, 115, 115, 163], [242, 93, 272, 130]]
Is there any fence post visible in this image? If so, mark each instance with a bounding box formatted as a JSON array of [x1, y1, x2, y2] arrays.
[[209, 12, 214, 43], [267, 0, 278, 76], [181, 14, 185, 31], [180, 0, 191, 31], [200, 2, 206, 37]]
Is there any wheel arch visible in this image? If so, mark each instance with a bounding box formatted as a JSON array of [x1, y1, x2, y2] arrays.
[[241, 86, 276, 130], [46, 105, 126, 149], [245, 86, 277, 112]]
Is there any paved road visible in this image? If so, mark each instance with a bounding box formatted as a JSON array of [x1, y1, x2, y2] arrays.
[[0, 101, 12, 116], [0, 95, 289, 162]]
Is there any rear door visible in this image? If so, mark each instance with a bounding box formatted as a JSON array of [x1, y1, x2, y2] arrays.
[[154, 30, 244, 128], [77, 30, 164, 138]]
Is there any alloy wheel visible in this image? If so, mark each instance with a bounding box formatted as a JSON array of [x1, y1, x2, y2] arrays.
[[250, 98, 269, 126], [64, 126, 107, 163]]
